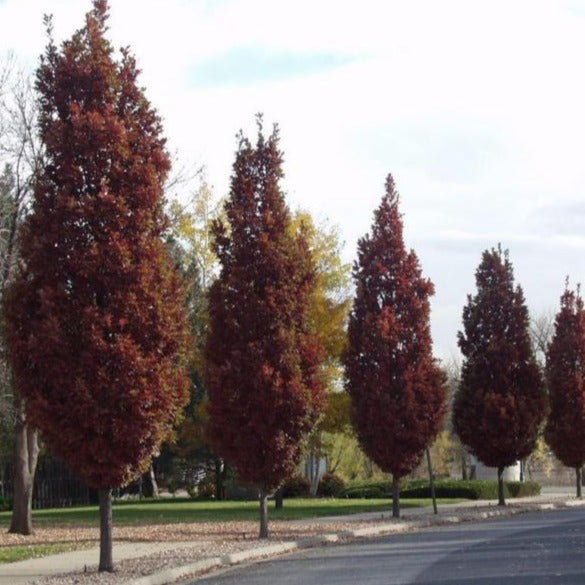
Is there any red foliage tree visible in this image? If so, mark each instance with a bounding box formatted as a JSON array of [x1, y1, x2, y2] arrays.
[[453, 247, 545, 506], [3, 1, 190, 570], [343, 175, 446, 518], [205, 120, 325, 538], [545, 283, 585, 497]]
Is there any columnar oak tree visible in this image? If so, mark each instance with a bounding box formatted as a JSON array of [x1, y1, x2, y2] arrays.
[[453, 247, 545, 506], [545, 283, 585, 497], [343, 174, 446, 518], [205, 120, 325, 538], [4, 1, 190, 570]]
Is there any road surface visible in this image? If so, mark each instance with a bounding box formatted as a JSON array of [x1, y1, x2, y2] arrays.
[[190, 508, 585, 584]]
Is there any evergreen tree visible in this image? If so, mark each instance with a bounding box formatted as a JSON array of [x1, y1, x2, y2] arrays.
[[205, 119, 325, 538], [545, 283, 585, 497], [4, 1, 190, 569], [343, 174, 446, 518], [453, 246, 545, 506]]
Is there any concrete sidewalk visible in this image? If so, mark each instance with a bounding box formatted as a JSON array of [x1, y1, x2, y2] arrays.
[[0, 541, 203, 585], [1, 490, 583, 585]]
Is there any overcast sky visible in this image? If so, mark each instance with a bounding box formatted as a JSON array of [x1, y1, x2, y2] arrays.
[[2, 0, 585, 361]]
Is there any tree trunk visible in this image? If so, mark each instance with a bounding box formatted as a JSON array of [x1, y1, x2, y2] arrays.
[[576, 467, 582, 499], [98, 489, 114, 572], [306, 449, 319, 496], [259, 489, 269, 539], [426, 448, 438, 515], [148, 464, 159, 498], [497, 466, 506, 506], [461, 457, 468, 480], [214, 458, 225, 501], [312, 450, 320, 496], [9, 395, 39, 535], [392, 475, 400, 518], [274, 487, 283, 510]]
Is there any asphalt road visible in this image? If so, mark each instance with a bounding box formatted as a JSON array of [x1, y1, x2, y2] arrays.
[[190, 508, 585, 584]]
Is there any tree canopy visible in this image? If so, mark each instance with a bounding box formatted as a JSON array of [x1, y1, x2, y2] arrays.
[[343, 174, 446, 517], [4, 0, 190, 568], [545, 283, 585, 496], [205, 119, 325, 537], [453, 246, 545, 505]]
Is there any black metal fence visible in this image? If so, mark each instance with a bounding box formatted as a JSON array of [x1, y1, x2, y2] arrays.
[[1, 456, 94, 509]]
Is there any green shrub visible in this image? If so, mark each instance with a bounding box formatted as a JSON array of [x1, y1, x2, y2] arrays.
[[223, 481, 258, 500], [340, 478, 541, 500], [342, 480, 392, 497], [341, 485, 388, 499], [400, 480, 489, 500], [317, 473, 345, 497], [506, 480, 540, 497], [400, 479, 541, 500], [187, 476, 216, 500], [0, 496, 10, 511], [281, 475, 311, 498]]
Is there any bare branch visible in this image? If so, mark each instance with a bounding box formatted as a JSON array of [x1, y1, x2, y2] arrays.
[[530, 309, 555, 366], [0, 56, 43, 291]]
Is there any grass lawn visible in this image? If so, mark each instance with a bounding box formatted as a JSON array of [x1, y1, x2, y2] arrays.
[[0, 497, 451, 526], [0, 542, 96, 564], [0, 497, 464, 564]]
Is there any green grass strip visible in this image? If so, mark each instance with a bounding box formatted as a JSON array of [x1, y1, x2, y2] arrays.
[[0, 542, 96, 564], [0, 497, 449, 526]]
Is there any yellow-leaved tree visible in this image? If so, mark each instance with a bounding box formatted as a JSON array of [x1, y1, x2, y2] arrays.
[[288, 211, 352, 494], [164, 177, 228, 497]]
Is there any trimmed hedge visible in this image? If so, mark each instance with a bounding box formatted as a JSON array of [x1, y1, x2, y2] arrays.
[[340, 479, 541, 500], [340, 486, 386, 499], [506, 480, 541, 498], [401, 480, 498, 500]]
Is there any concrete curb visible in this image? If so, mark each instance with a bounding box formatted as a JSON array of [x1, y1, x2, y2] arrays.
[[221, 542, 299, 565], [117, 498, 585, 585], [128, 558, 223, 585]]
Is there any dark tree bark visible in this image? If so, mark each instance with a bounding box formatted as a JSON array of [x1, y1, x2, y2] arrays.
[[426, 448, 438, 515], [497, 466, 506, 507], [214, 458, 225, 501], [259, 489, 269, 539], [274, 488, 283, 510], [98, 489, 113, 572], [392, 476, 400, 519], [576, 467, 582, 499]]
